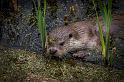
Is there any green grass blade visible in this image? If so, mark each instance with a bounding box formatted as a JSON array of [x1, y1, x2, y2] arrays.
[[33, 0, 47, 49], [43, 0, 47, 48], [96, 16, 106, 57], [93, 0, 112, 65], [93, 0, 106, 57], [44, 0, 46, 16]]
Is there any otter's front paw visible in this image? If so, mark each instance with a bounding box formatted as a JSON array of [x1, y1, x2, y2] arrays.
[[73, 51, 87, 59]]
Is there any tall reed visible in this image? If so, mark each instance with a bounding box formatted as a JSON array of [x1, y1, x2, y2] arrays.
[[93, 0, 113, 66], [32, 0, 47, 50]]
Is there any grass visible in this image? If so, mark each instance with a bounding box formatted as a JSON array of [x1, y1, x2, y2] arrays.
[[93, 0, 113, 66], [32, 0, 47, 50], [0, 46, 124, 82]]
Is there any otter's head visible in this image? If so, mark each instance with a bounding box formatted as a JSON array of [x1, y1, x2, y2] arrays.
[[47, 26, 84, 58]]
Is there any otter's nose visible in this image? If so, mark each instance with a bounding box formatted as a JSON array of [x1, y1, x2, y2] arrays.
[[49, 48, 57, 54]]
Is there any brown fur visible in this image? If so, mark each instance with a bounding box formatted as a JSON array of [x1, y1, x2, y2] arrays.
[[47, 13, 124, 58]]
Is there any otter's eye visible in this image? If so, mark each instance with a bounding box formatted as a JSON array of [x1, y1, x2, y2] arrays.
[[48, 38, 55, 46], [59, 42, 64, 46], [69, 33, 73, 38]]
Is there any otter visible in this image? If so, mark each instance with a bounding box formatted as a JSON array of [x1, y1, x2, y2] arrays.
[[47, 13, 124, 59], [47, 21, 100, 58]]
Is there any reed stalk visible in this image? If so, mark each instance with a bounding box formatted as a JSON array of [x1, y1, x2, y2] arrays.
[[32, 0, 47, 50], [93, 0, 112, 66]]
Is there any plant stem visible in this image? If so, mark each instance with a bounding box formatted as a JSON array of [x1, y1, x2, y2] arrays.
[[93, 0, 112, 66]]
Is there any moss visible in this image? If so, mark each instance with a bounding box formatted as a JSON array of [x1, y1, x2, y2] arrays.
[[0, 46, 124, 82]]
